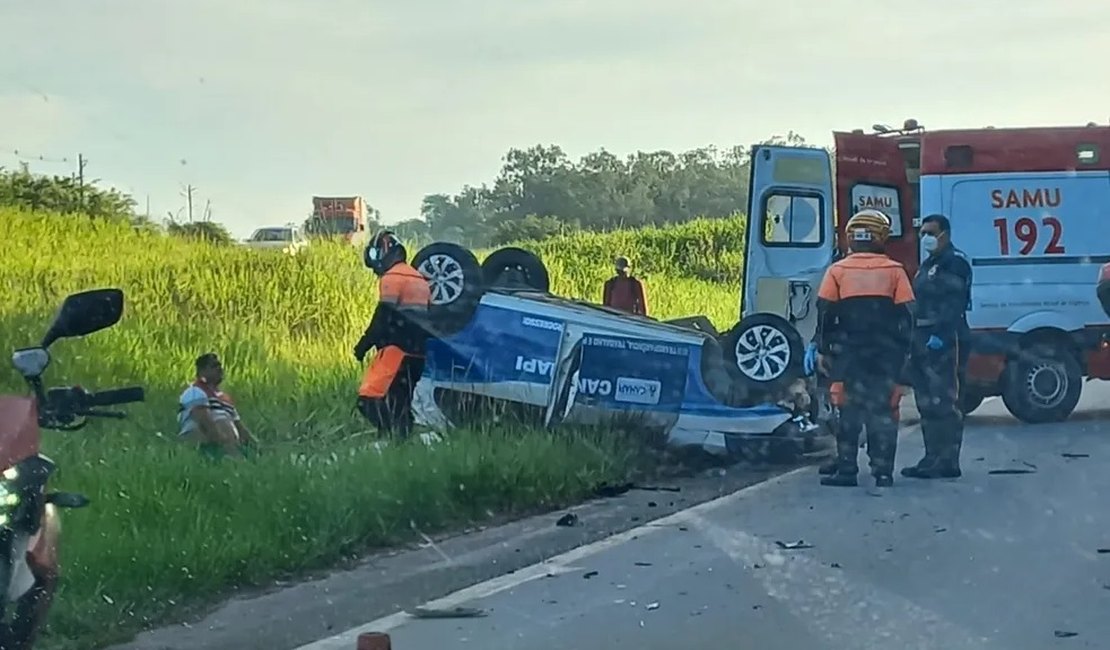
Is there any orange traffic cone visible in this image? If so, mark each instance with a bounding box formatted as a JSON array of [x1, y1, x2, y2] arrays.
[[357, 632, 391, 650]]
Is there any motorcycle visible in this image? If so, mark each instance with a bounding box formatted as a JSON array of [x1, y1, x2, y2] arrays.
[[0, 288, 144, 649]]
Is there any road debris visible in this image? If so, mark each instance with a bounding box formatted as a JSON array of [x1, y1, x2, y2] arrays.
[[1061, 453, 1090, 459], [1053, 630, 1078, 638], [634, 561, 653, 567], [583, 571, 599, 579], [774, 540, 814, 550], [646, 602, 660, 610], [988, 469, 1036, 475], [555, 513, 579, 527], [409, 606, 486, 619]]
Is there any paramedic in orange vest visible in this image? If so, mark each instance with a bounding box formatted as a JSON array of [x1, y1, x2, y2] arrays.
[[602, 256, 649, 316], [808, 209, 915, 488], [354, 230, 432, 437]]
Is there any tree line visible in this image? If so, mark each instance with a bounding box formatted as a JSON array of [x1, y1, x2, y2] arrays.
[[394, 131, 813, 248], [1, 131, 818, 249]]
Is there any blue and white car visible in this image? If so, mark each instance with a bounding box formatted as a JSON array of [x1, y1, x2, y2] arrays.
[[407, 241, 829, 460]]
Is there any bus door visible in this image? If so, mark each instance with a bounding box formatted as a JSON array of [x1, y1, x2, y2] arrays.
[[741, 145, 836, 343], [833, 131, 920, 277]]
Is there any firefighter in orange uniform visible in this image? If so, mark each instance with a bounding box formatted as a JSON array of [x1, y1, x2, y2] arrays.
[[813, 209, 915, 487], [354, 231, 432, 437]]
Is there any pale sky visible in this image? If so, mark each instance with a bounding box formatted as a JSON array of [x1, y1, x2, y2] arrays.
[[1, 0, 1107, 238]]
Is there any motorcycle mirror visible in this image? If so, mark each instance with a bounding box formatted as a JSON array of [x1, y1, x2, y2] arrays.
[[41, 288, 125, 348], [11, 347, 50, 378]]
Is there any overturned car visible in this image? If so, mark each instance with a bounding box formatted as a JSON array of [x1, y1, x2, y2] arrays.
[[405, 240, 829, 462]]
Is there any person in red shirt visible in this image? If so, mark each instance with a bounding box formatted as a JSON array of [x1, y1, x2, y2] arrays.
[[602, 256, 649, 316]]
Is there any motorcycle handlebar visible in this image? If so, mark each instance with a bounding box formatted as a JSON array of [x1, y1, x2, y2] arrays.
[[83, 386, 146, 407]]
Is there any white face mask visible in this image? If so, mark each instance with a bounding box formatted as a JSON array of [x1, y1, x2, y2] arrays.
[[921, 234, 939, 254]]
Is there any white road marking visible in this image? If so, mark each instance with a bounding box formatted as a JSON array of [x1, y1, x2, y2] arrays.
[[686, 511, 994, 650], [295, 423, 923, 650]]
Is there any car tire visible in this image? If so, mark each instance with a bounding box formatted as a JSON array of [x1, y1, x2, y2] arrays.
[[412, 242, 485, 336], [1000, 343, 1082, 424], [958, 388, 985, 415], [718, 313, 804, 398], [481, 247, 550, 292]]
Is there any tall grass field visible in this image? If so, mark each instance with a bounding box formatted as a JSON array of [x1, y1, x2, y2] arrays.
[[0, 208, 746, 649]]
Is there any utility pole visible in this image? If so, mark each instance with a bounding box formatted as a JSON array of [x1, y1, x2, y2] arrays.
[[183, 184, 195, 222], [76, 154, 87, 209]]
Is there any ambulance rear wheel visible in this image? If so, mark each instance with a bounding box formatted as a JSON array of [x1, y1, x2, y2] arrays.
[[1000, 343, 1082, 424], [412, 242, 485, 336], [481, 247, 550, 293], [719, 313, 804, 398]]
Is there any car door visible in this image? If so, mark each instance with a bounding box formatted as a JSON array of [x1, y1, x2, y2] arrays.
[[833, 131, 919, 277], [741, 145, 836, 344]]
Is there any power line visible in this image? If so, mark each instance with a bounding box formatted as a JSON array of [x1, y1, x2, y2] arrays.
[[0, 145, 73, 165]]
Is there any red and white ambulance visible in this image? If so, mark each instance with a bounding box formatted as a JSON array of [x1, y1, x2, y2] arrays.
[[740, 119, 1110, 424]]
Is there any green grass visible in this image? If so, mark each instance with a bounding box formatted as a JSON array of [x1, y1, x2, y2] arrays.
[[0, 209, 746, 649]]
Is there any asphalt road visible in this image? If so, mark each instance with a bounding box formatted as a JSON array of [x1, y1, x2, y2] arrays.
[[296, 386, 1110, 650]]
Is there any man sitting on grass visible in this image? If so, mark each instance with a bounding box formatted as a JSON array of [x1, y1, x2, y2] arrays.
[[178, 352, 256, 459]]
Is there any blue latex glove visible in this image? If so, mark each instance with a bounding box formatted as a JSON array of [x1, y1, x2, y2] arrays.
[[926, 335, 945, 351], [803, 342, 819, 376]]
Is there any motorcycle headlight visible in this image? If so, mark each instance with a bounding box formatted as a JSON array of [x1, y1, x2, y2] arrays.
[[0, 469, 21, 525]]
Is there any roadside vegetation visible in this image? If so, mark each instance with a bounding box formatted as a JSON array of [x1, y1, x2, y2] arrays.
[[0, 208, 746, 649]]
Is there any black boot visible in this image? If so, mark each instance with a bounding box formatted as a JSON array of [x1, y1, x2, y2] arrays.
[[874, 474, 894, 488], [821, 472, 858, 487]]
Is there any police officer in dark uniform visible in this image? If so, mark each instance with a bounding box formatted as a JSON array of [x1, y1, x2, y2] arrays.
[[809, 209, 915, 488], [902, 213, 973, 479]]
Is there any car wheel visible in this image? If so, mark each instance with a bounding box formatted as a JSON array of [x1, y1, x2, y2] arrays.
[[411, 242, 485, 336], [481, 247, 550, 292], [958, 388, 985, 415], [1000, 343, 1082, 424], [718, 313, 804, 398]]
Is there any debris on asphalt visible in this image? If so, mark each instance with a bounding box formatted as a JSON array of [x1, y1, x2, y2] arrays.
[[410, 606, 486, 619], [583, 571, 599, 579], [1061, 453, 1090, 459], [634, 561, 653, 567], [678, 525, 689, 532], [830, 562, 842, 569], [647, 501, 658, 507], [934, 527, 948, 533], [593, 481, 633, 498], [988, 469, 1036, 475], [646, 602, 660, 610], [1021, 460, 1038, 470], [775, 540, 814, 550], [1096, 548, 1110, 554], [631, 484, 681, 493], [555, 513, 579, 527], [1053, 630, 1078, 638]]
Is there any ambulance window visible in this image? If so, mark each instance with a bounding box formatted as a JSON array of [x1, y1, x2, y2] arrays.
[[944, 145, 974, 169], [1077, 144, 1099, 165], [849, 184, 902, 237], [762, 194, 823, 247]]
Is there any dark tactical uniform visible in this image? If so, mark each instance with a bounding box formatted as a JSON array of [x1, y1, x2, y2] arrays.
[[903, 245, 972, 478]]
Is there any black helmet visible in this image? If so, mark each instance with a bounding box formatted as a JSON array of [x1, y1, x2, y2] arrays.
[[364, 230, 406, 276]]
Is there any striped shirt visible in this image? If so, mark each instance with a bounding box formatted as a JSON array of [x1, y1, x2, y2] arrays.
[[178, 381, 239, 437]]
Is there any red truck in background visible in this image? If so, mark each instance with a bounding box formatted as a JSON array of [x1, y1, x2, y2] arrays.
[[305, 196, 371, 246]]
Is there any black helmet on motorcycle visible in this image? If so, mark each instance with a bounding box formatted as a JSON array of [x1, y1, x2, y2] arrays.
[[364, 230, 407, 276]]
